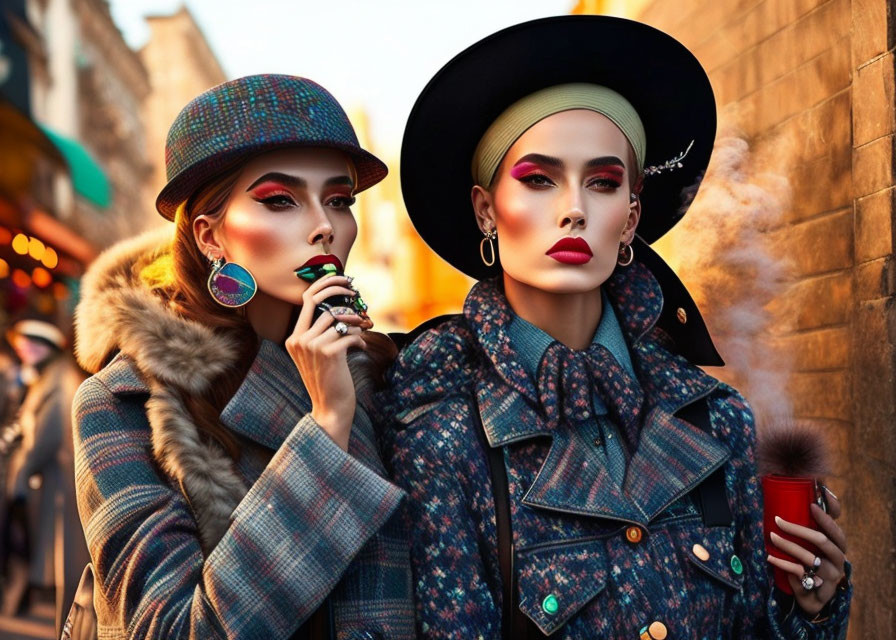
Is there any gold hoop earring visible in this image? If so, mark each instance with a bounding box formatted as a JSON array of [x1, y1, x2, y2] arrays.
[[617, 242, 634, 267], [480, 229, 497, 267]]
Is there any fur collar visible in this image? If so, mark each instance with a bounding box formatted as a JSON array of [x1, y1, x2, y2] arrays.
[[74, 229, 248, 554]]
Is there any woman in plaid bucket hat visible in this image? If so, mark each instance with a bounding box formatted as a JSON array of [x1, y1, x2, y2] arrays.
[[379, 16, 851, 639], [68, 75, 413, 639]]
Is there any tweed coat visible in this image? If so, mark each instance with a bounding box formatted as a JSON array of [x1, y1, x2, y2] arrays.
[[70, 230, 413, 640], [380, 260, 851, 639]]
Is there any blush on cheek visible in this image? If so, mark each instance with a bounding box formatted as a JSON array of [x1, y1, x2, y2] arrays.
[[222, 210, 284, 258]]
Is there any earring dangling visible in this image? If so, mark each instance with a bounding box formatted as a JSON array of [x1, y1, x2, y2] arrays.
[[207, 255, 257, 307], [617, 242, 635, 267], [480, 228, 497, 267]]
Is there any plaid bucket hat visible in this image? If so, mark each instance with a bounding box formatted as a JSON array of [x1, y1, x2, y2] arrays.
[[156, 74, 387, 219]]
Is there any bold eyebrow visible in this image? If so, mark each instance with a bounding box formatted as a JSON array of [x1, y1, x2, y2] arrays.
[[513, 153, 564, 168], [584, 156, 626, 170], [513, 154, 626, 170], [245, 172, 354, 192], [246, 172, 306, 191]]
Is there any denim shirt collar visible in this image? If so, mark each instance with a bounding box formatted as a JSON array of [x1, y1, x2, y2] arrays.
[[507, 287, 636, 416]]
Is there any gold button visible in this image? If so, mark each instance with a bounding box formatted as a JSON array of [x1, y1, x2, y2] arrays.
[[692, 543, 710, 561], [625, 526, 642, 543], [676, 307, 687, 324], [649, 620, 668, 639]]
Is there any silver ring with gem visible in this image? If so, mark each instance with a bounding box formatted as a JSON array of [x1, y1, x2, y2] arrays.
[[334, 321, 349, 336], [801, 572, 817, 591]]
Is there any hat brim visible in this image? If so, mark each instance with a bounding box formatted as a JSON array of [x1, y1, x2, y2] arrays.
[[400, 15, 716, 281], [156, 142, 388, 220]]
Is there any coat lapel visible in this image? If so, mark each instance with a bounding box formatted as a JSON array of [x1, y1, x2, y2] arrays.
[[624, 337, 729, 523], [220, 340, 311, 451], [468, 264, 731, 526]]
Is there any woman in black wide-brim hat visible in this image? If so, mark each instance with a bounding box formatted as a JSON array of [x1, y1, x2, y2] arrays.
[[379, 16, 851, 638], [69, 75, 413, 639]]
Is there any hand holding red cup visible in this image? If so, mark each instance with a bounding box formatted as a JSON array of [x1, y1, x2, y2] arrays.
[[758, 420, 848, 616]]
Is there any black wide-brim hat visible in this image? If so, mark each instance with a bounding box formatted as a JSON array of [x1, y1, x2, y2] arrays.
[[400, 16, 723, 365], [157, 74, 388, 220]]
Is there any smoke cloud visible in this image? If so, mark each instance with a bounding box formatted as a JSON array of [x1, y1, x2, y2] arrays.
[[661, 125, 795, 424]]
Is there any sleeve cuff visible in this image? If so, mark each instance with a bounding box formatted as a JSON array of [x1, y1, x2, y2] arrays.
[[204, 414, 405, 635]]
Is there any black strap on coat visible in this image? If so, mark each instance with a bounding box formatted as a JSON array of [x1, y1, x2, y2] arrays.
[[675, 399, 733, 527], [472, 395, 731, 640], [470, 394, 546, 639], [292, 601, 333, 640]]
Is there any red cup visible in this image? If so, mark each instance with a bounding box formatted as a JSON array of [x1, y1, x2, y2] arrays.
[[761, 475, 820, 594]]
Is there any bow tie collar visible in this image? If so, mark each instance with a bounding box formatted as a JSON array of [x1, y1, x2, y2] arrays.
[[537, 340, 645, 454]]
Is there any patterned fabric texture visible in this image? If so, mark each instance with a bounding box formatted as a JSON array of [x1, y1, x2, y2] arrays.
[[378, 260, 851, 639], [156, 74, 387, 219], [71, 232, 413, 639]]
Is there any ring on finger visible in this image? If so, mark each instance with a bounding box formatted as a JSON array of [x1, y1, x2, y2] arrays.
[[334, 321, 349, 336], [801, 572, 816, 591]]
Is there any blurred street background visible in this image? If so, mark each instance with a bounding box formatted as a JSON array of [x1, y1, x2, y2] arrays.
[[1, 0, 894, 638]]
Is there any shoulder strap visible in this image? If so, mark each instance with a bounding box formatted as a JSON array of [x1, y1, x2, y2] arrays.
[[388, 314, 460, 352], [469, 394, 545, 639], [675, 399, 733, 527], [304, 600, 333, 640]]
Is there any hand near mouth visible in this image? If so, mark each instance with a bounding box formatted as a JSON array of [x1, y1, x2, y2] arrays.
[[295, 254, 346, 281], [285, 274, 367, 451]]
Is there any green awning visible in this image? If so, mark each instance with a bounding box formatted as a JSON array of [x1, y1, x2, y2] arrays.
[[38, 125, 111, 209]]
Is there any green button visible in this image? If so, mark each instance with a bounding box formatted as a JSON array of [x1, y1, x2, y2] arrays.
[[730, 554, 743, 575], [542, 594, 559, 615]]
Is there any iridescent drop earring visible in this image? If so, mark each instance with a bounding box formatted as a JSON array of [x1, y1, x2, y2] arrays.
[[207, 255, 257, 307]]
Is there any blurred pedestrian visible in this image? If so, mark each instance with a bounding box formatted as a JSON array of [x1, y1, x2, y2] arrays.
[[1, 317, 88, 635]]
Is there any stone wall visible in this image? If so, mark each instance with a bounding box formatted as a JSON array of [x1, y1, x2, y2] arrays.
[[633, 0, 895, 635]]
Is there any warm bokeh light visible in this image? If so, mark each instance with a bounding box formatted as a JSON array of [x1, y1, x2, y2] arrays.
[[32, 267, 52, 288], [28, 237, 46, 261], [0, 227, 12, 245], [52, 282, 69, 300], [42, 247, 59, 269], [12, 233, 29, 255], [36, 295, 55, 315], [11, 269, 31, 288], [0, 259, 8, 279]]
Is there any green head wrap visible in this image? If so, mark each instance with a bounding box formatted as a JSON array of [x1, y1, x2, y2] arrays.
[[472, 83, 647, 187]]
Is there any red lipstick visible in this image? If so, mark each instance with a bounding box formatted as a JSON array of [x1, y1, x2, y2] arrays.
[[298, 254, 344, 271], [546, 237, 593, 265]]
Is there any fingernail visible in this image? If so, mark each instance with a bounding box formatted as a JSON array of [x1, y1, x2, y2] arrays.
[[770, 531, 779, 541], [815, 576, 824, 587], [775, 516, 783, 526]]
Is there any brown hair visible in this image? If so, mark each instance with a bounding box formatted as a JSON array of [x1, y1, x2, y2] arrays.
[[141, 165, 396, 461]]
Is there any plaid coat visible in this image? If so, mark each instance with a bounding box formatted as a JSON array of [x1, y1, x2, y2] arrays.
[[379, 260, 851, 639], [71, 231, 413, 639]]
